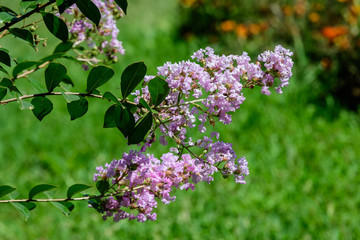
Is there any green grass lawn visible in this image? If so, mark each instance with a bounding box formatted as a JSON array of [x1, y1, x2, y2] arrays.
[[1, 0, 360, 239]]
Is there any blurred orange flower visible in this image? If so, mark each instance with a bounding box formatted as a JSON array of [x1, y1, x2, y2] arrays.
[[308, 12, 320, 23], [235, 24, 248, 39], [321, 26, 348, 40], [220, 20, 237, 32]]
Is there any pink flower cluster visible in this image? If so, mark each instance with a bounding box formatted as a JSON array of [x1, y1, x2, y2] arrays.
[[63, 0, 125, 65], [93, 45, 293, 222]]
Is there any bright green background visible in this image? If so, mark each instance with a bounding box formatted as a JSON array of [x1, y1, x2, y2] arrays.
[[0, 0, 360, 239]]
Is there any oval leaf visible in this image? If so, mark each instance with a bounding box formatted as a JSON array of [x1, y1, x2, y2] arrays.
[[8, 28, 34, 47], [10, 202, 30, 220], [31, 96, 53, 121], [42, 12, 69, 42], [0, 78, 13, 100], [139, 98, 152, 112], [76, 0, 101, 27], [115, 0, 128, 14], [58, 0, 76, 13], [51, 201, 74, 216], [121, 61, 147, 98], [96, 180, 109, 195], [0, 49, 11, 67], [148, 76, 170, 107], [28, 184, 57, 199], [12, 61, 38, 77], [103, 104, 117, 128], [67, 96, 88, 120], [86, 66, 114, 93], [53, 41, 73, 54], [67, 184, 91, 199], [0, 185, 16, 198], [102, 91, 121, 104], [116, 105, 135, 137], [45, 62, 67, 92], [128, 113, 153, 145]]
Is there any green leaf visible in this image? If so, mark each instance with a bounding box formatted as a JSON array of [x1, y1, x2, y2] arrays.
[[114, 0, 127, 14], [96, 180, 109, 195], [42, 12, 69, 42], [86, 66, 114, 93], [76, 0, 101, 27], [40, 53, 64, 63], [0, 185, 16, 198], [8, 28, 35, 48], [0, 78, 12, 100], [103, 104, 117, 128], [53, 41, 73, 54], [67, 184, 91, 199], [56, 0, 65, 6], [116, 105, 135, 137], [45, 62, 67, 92], [102, 91, 121, 104], [67, 96, 88, 120], [0, 6, 17, 15], [121, 61, 147, 98], [52, 202, 74, 216], [88, 198, 103, 213], [62, 74, 74, 86], [148, 76, 170, 107], [58, 0, 76, 13], [139, 98, 152, 112], [128, 113, 153, 145], [31, 96, 53, 121], [0, 49, 11, 67], [60, 90, 80, 103], [21, 202, 37, 211], [28, 184, 57, 199], [12, 61, 38, 77], [0, 12, 14, 24], [18, 100, 34, 110], [11, 202, 30, 220], [0, 65, 8, 76], [26, 76, 47, 92]]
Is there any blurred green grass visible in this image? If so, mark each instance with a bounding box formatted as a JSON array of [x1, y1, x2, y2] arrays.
[[1, 0, 360, 239]]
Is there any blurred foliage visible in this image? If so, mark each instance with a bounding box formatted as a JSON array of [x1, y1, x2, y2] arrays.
[[178, 0, 360, 110]]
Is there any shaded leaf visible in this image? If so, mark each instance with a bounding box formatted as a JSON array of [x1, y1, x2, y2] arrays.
[[10, 202, 30, 220], [76, 0, 101, 27], [45, 62, 67, 92], [102, 91, 121, 104], [128, 113, 153, 145], [116, 105, 135, 137], [115, 0, 127, 14], [67, 184, 91, 199], [41, 53, 64, 62], [0, 49, 11, 67], [51, 201, 74, 216], [103, 104, 117, 128], [96, 180, 109, 195], [0, 65, 8, 76], [58, 0, 76, 13], [86, 66, 114, 93], [0, 185, 16, 198], [67, 96, 88, 120], [148, 76, 170, 107], [8, 28, 35, 47], [20, 202, 37, 211], [42, 12, 69, 42], [88, 198, 103, 213], [139, 98, 152, 112], [53, 41, 73, 54], [61, 74, 74, 86], [0, 78, 13, 100], [29, 184, 57, 199], [0, 6, 17, 15], [31, 96, 53, 121], [121, 61, 147, 98]]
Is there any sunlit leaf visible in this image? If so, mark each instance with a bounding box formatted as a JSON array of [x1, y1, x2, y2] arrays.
[[128, 113, 153, 144], [67, 184, 91, 199], [0, 185, 16, 198], [28, 184, 57, 199]]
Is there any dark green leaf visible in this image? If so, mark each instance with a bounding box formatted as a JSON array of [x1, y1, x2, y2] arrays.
[[67, 96, 88, 120], [139, 98, 152, 112], [76, 0, 101, 27], [31, 96, 53, 121], [62, 74, 74, 86], [0, 6, 17, 15], [0, 78, 12, 100], [12, 61, 38, 77], [88, 198, 103, 213], [67, 184, 91, 199], [58, 0, 76, 13], [0, 49, 11, 67], [0, 65, 8, 76], [96, 180, 109, 195], [21, 202, 37, 211], [8, 28, 34, 47], [51, 201, 74, 216], [102, 91, 121, 104], [11, 202, 30, 220], [53, 41, 73, 54], [116, 105, 135, 137], [0, 12, 14, 24], [86, 66, 114, 93], [114, 0, 127, 14], [41, 53, 64, 62], [121, 61, 147, 98], [1, 78, 20, 94], [56, 0, 65, 6], [28, 184, 57, 199], [148, 76, 170, 107], [128, 113, 153, 145], [0, 185, 16, 198], [42, 12, 69, 42], [103, 104, 117, 128], [45, 62, 67, 92]]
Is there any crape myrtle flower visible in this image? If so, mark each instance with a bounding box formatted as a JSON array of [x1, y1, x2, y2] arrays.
[[63, 0, 125, 66], [92, 46, 293, 222]]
